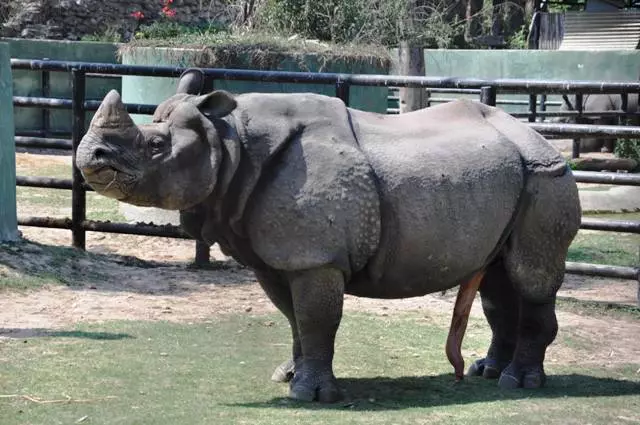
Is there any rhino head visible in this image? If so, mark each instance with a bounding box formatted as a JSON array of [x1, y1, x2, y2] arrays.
[[75, 73, 237, 210]]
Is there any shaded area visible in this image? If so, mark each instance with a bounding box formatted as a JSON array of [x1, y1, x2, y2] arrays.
[[0, 238, 251, 295], [234, 373, 640, 411], [0, 328, 134, 340]]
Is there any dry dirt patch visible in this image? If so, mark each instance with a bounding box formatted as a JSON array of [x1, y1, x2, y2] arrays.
[[1, 233, 639, 368]]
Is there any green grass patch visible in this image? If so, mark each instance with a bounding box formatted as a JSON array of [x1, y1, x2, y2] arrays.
[[557, 297, 640, 320], [568, 230, 639, 267], [0, 313, 638, 425]]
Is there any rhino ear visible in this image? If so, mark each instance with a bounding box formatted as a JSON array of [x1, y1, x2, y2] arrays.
[[176, 68, 205, 95], [194, 90, 237, 118]]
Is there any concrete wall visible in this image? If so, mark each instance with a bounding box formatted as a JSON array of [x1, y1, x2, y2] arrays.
[[0, 42, 18, 241], [120, 47, 390, 121], [413, 49, 640, 113], [4, 38, 121, 135]]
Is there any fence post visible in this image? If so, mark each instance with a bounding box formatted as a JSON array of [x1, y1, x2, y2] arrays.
[[335, 80, 350, 106], [0, 42, 19, 242], [41, 59, 51, 138], [480, 86, 497, 106], [572, 93, 583, 159], [540, 94, 547, 122], [528, 94, 538, 123], [71, 69, 87, 250]]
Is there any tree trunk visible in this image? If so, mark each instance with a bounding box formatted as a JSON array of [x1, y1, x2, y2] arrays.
[[464, 0, 484, 42], [397, 41, 426, 113]]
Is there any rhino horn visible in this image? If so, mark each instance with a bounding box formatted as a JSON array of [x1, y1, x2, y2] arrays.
[[89, 90, 136, 129]]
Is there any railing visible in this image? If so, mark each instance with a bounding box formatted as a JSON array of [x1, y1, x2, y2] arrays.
[[10, 59, 640, 303], [387, 87, 640, 158]]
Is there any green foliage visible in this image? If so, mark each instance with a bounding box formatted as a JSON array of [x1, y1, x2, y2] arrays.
[[252, 0, 464, 48], [548, 0, 587, 12], [134, 20, 229, 40], [507, 24, 528, 49], [81, 26, 124, 43], [614, 138, 640, 162]]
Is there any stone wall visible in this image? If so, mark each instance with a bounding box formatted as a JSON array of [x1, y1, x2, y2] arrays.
[[1, 0, 227, 40]]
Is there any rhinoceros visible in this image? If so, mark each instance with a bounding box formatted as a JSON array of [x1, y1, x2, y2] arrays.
[[76, 70, 581, 403], [556, 93, 639, 153]]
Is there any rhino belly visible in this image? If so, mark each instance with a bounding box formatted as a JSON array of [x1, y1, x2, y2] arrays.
[[346, 137, 525, 299]]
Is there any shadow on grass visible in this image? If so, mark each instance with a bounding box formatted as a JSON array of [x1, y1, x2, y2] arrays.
[[233, 374, 640, 411], [0, 328, 134, 340], [0, 238, 251, 294]]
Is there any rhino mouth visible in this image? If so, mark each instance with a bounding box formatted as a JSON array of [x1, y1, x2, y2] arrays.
[[81, 165, 138, 201]]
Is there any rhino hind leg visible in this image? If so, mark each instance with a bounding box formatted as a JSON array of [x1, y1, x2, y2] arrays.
[[495, 171, 579, 389], [254, 270, 301, 384], [467, 260, 519, 380]]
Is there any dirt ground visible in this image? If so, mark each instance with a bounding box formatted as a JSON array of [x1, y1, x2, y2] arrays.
[[1, 228, 639, 369]]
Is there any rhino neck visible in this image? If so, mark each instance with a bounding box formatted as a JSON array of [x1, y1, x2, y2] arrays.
[[182, 102, 302, 268]]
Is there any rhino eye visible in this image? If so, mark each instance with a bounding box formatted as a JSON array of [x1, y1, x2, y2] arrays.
[[149, 137, 166, 156]]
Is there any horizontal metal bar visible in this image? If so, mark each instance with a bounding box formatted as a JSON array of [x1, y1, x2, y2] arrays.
[[531, 123, 640, 138], [16, 176, 94, 191], [512, 111, 640, 119], [13, 96, 157, 114], [18, 216, 72, 229], [16, 130, 71, 138], [14, 96, 72, 109], [572, 171, 640, 186], [15, 136, 72, 150], [565, 262, 639, 280], [11, 59, 640, 94], [580, 217, 640, 234], [86, 73, 122, 79], [17, 216, 192, 239], [17, 176, 72, 190], [81, 220, 190, 238]]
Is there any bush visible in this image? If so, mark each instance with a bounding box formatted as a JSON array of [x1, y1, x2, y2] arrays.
[[614, 139, 640, 162], [251, 0, 464, 47]]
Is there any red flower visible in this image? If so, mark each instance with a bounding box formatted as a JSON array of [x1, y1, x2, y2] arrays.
[[130, 10, 145, 20], [161, 5, 176, 18]]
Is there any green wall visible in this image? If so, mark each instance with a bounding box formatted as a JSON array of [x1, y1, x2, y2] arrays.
[[417, 49, 640, 113], [3, 38, 121, 134], [0, 42, 18, 241], [120, 47, 390, 125]]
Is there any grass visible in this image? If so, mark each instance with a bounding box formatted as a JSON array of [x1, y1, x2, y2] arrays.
[[567, 230, 639, 267], [15, 156, 125, 222], [0, 312, 638, 425], [119, 31, 392, 70]]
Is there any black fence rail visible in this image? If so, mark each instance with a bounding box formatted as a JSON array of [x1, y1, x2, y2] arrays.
[[10, 59, 640, 304]]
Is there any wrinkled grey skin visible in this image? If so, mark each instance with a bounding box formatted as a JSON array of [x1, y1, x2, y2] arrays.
[[555, 93, 639, 153], [76, 70, 581, 403]]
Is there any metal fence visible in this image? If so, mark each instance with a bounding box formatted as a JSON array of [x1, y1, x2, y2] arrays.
[[9, 59, 640, 302], [388, 87, 640, 159]]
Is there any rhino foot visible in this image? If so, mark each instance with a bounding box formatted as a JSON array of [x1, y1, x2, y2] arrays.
[[497, 363, 546, 389], [271, 358, 296, 383], [466, 358, 508, 379], [288, 364, 341, 403]]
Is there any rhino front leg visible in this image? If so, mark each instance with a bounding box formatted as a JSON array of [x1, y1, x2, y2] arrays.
[[254, 270, 302, 383], [287, 267, 344, 403]]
